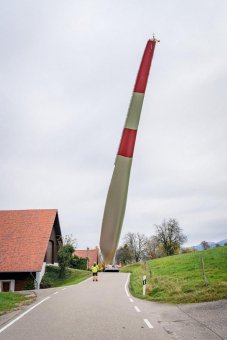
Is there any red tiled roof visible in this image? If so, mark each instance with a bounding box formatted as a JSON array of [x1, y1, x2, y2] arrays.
[[0, 209, 58, 272], [74, 249, 98, 269]]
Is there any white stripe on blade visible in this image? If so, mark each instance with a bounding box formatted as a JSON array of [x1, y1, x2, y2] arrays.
[[125, 92, 144, 129]]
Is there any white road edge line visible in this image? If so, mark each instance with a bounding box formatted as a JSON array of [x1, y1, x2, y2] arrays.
[[124, 273, 130, 297], [129, 298, 133, 302], [77, 277, 93, 285], [62, 288, 67, 290], [0, 296, 50, 334], [60, 276, 93, 289], [143, 319, 154, 329], [134, 306, 141, 313], [53, 292, 59, 295]]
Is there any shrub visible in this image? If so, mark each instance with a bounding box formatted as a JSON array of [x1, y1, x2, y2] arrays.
[[24, 277, 35, 290], [69, 255, 88, 270], [58, 244, 75, 278], [40, 281, 51, 289]]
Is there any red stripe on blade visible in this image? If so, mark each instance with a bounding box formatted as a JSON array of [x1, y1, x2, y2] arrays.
[[118, 128, 137, 158], [134, 40, 156, 94]]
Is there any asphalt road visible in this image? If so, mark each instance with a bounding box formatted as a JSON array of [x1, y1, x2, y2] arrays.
[[0, 273, 226, 340]]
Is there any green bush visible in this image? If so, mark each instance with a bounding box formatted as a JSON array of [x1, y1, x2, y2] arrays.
[[40, 281, 51, 289], [24, 277, 35, 290], [45, 264, 71, 278], [69, 255, 88, 270], [58, 244, 75, 278]]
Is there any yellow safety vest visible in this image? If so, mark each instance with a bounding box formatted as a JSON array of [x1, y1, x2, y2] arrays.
[[91, 265, 98, 273]]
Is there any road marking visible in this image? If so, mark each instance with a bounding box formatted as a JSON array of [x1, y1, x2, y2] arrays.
[[53, 292, 59, 295], [129, 298, 133, 302], [124, 273, 130, 297], [134, 306, 141, 313], [57, 276, 93, 289], [0, 296, 50, 334], [62, 288, 67, 290], [143, 319, 154, 329]]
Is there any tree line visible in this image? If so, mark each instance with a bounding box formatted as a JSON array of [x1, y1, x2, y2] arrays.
[[115, 218, 187, 265], [115, 219, 226, 265]]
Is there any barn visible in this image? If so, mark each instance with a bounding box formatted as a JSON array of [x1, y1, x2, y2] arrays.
[[0, 209, 62, 292], [74, 249, 98, 270]]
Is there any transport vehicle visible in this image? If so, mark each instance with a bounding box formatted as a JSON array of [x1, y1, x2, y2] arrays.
[[104, 264, 121, 272]]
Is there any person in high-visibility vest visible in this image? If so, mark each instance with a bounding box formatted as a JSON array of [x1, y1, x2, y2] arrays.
[[91, 263, 99, 281]]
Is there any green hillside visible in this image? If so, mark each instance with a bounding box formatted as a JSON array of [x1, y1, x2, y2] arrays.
[[120, 246, 227, 304]]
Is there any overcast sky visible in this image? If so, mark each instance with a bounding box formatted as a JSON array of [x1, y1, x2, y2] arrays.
[[1, 1, 227, 250]]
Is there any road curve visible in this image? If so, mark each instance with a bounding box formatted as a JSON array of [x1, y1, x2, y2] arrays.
[[0, 273, 226, 340]]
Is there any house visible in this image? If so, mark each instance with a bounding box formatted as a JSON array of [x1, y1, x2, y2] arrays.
[[0, 209, 62, 292], [74, 249, 98, 269]]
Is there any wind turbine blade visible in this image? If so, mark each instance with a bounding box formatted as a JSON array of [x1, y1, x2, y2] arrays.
[[100, 39, 158, 264]]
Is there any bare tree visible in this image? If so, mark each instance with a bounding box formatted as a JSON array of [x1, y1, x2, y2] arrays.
[[123, 232, 147, 262], [142, 236, 158, 260], [115, 244, 134, 265], [201, 241, 210, 250], [155, 219, 187, 256], [59, 234, 78, 249]]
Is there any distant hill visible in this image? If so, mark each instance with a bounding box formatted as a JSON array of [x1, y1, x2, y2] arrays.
[[218, 239, 227, 246], [191, 239, 227, 251]]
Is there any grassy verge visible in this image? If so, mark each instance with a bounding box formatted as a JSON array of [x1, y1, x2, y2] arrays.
[[41, 265, 92, 288], [0, 292, 35, 315], [120, 246, 227, 304]]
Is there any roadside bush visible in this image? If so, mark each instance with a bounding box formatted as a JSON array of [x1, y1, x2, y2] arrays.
[[40, 265, 91, 288], [24, 277, 35, 290], [41, 265, 71, 288], [58, 244, 75, 278], [40, 281, 51, 289], [69, 255, 88, 270], [44, 264, 71, 278]]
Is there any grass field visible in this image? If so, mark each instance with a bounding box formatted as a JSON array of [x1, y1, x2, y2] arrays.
[[0, 292, 35, 315], [41, 265, 92, 287], [120, 246, 227, 304]]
